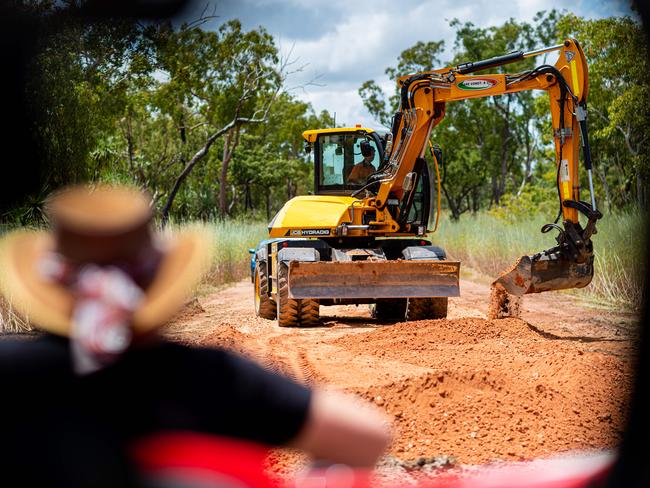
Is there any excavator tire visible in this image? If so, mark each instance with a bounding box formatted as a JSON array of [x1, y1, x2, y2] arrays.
[[277, 263, 320, 327], [299, 298, 320, 326], [371, 299, 407, 323], [254, 266, 276, 320], [406, 297, 448, 320], [277, 263, 300, 327]]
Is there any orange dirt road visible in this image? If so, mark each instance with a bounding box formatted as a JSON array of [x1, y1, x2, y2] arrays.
[[166, 277, 638, 475]]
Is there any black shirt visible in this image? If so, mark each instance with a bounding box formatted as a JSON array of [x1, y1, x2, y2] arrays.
[[0, 334, 312, 487]]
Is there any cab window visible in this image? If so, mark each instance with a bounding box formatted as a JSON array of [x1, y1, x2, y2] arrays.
[[318, 133, 379, 193]]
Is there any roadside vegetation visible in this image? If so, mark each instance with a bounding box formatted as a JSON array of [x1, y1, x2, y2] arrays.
[[186, 220, 267, 292], [435, 210, 645, 309]]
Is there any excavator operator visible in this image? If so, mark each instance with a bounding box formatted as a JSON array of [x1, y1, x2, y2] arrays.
[[348, 141, 377, 184]]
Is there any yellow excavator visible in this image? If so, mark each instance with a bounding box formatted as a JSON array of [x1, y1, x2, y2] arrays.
[[250, 38, 602, 327]]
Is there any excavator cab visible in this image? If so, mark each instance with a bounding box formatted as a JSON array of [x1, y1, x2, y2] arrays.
[[304, 128, 384, 195]]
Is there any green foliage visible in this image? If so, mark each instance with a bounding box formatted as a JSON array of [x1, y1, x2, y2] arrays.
[[487, 185, 557, 221], [26, 11, 156, 193], [7, 4, 338, 225], [6, 5, 649, 234], [558, 14, 650, 208]]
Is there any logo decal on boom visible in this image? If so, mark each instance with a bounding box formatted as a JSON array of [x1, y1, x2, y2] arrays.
[[457, 78, 499, 90]]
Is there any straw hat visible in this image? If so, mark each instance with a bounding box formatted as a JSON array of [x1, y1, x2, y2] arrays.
[[0, 184, 213, 336]]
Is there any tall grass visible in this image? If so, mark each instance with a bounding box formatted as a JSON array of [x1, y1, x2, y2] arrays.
[[168, 219, 268, 293], [0, 296, 33, 333], [2, 210, 643, 328], [433, 210, 646, 310]]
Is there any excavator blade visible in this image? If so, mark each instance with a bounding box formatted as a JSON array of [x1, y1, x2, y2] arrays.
[[287, 260, 461, 299], [493, 254, 595, 296]]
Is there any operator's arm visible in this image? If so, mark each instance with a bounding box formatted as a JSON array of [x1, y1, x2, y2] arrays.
[[289, 388, 393, 467]]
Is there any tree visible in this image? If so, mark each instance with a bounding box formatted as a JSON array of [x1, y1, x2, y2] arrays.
[[359, 40, 445, 127], [26, 4, 154, 193], [145, 19, 285, 222], [559, 14, 650, 209]]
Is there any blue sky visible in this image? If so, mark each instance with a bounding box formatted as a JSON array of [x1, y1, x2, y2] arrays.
[[178, 0, 637, 129]]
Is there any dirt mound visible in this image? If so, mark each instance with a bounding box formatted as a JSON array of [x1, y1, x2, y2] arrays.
[[200, 325, 255, 358], [332, 318, 632, 463], [332, 317, 545, 358]]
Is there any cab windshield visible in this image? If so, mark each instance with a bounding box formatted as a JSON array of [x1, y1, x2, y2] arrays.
[[318, 133, 380, 192]]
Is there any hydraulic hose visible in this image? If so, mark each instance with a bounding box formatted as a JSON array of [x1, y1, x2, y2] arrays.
[[427, 140, 442, 233]]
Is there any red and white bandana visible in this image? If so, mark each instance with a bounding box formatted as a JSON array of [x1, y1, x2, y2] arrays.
[[40, 255, 144, 375]]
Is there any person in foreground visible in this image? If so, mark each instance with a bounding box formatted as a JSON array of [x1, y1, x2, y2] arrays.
[[0, 184, 391, 487]]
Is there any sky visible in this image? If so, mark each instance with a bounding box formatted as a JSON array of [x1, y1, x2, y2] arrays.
[[177, 0, 636, 130]]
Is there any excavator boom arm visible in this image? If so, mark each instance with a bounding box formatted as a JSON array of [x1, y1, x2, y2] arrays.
[[376, 39, 601, 296]]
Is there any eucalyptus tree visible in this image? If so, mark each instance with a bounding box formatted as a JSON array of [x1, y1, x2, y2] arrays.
[[143, 19, 285, 222], [559, 14, 650, 209]]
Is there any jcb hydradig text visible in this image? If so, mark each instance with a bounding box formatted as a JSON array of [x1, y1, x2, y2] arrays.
[[251, 38, 601, 327]]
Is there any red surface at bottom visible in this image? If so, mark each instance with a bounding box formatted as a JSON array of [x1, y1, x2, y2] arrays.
[[131, 432, 612, 488], [132, 431, 276, 487]]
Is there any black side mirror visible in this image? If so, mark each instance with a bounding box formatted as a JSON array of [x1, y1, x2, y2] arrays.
[[335, 146, 343, 156], [304, 144, 311, 154]]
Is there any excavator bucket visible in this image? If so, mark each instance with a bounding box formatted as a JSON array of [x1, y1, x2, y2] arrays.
[[287, 260, 461, 299], [493, 254, 595, 296]]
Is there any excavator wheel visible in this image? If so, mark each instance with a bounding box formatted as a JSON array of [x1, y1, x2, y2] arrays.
[[276, 263, 320, 327], [299, 298, 320, 327], [371, 299, 407, 323], [277, 263, 300, 327], [254, 266, 276, 320], [406, 297, 448, 321]]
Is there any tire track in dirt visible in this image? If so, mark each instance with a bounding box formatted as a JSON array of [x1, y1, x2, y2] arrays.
[[263, 336, 326, 385]]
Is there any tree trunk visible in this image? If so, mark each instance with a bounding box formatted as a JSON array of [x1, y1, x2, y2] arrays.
[[595, 163, 611, 213], [471, 188, 480, 213], [228, 184, 238, 215], [517, 125, 535, 197], [265, 190, 271, 222], [491, 175, 500, 206], [244, 180, 252, 211], [441, 182, 460, 220], [219, 127, 242, 217], [286, 178, 296, 200], [637, 171, 646, 210], [219, 131, 232, 217]]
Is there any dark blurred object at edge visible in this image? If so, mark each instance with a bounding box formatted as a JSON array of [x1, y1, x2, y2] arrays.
[[0, 0, 190, 215]]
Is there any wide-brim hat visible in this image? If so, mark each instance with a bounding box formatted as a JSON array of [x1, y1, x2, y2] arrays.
[[0, 184, 213, 337]]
